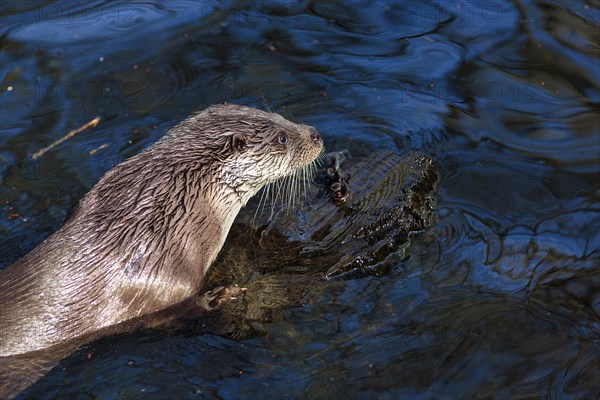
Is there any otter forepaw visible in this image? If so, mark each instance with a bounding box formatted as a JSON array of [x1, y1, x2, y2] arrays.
[[197, 284, 247, 312]]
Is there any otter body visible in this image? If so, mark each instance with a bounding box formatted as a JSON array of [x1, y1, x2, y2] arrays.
[[0, 104, 323, 357]]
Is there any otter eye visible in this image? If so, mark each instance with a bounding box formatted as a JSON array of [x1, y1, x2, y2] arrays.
[[278, 132, 287, 144]]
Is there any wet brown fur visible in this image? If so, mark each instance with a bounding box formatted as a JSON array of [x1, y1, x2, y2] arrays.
[[0, 104, 323, 357]]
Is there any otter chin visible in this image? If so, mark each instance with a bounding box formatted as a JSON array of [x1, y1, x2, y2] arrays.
[[0, 104, 324, 357]]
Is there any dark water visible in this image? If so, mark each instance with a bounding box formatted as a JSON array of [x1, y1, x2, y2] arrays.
[[1, 1, 599, 399]]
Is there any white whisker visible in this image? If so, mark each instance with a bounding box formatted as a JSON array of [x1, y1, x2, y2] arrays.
[[252, 149, 323, 223]]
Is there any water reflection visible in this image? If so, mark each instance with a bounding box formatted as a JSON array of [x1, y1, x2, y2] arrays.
[[1, 0, 598, 399]]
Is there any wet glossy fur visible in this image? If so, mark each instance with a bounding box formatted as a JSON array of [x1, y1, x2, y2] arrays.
[[0, 104, 323, 357]]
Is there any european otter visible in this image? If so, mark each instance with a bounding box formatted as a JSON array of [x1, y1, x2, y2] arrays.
[[0, 104, 324, 358]]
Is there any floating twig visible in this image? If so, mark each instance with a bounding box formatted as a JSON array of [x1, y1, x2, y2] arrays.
[[31, 116, 101, 160], [89, 143, 109, 155]]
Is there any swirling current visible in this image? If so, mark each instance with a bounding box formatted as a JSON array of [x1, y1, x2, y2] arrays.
[[0, 1, 598, 399]]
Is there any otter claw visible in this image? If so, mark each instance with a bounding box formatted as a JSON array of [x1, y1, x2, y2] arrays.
[[198, 284, 247, 312]]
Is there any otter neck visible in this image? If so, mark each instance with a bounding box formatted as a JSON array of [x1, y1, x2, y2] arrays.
[[83, 154, 251, 297]]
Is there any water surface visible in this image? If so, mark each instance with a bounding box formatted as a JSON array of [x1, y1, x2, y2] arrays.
[[1, 1, 598, 399]]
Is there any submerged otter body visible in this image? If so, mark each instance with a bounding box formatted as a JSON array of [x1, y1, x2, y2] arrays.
[[0, 104, 323, 358]]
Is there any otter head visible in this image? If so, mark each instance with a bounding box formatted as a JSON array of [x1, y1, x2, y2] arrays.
[[163, 104, 324, 205]]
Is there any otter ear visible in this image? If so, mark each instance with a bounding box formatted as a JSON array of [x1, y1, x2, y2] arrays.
[[231, 133, 247, 152]]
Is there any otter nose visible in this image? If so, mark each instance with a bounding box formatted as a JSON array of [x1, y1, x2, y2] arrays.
[[309, 128, 322, 144]]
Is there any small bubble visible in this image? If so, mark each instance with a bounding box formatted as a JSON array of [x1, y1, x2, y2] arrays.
[[99, 57, 104, 62]]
